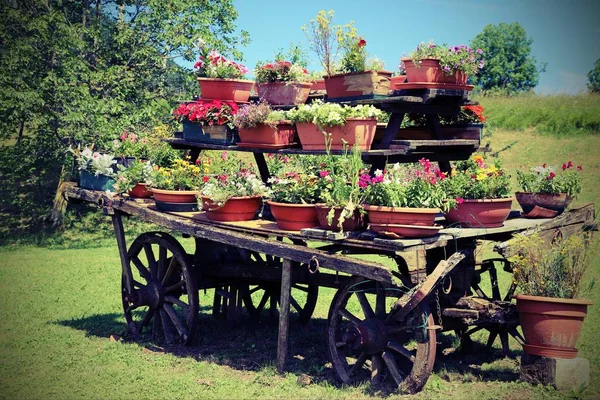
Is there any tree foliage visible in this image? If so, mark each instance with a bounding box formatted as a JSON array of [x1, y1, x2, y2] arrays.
[[0, 0, 248, 236], [471, 22, 546, 94], [588, 58, 600, 93]]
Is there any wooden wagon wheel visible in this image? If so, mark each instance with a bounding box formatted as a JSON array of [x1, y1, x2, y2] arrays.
[[327, 277, 436, 394], [122, 232, 199, 345], [461, 258, 524, 356]]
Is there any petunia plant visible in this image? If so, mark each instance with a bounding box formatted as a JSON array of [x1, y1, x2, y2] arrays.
[[194, 40, 248, 79], [516, 162, 582, 197], [407, 41, 485, 76], [254, 60, 311, 83]]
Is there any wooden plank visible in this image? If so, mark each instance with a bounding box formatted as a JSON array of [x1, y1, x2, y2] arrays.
[[276, 259, 292, 374]]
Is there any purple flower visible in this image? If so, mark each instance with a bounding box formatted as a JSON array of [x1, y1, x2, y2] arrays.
[[478, 61, 485, 69], [476, 48, 483, 55], [428, 43, 436, 48], [444, 65, 451, 72]]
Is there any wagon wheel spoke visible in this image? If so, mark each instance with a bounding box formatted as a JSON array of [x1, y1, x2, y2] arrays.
[[370, 355, 384, 385], [161, 257, 178, 285], [289, 296, 303, 314], [499, 332, 510, 357], [486, 331, 499, 349], [255, 290, 270, 314], [152, 308, 162, 341], [503, 281, 517, 302], [489, 266, 501, 301], [382, 351, 405, 387], [386, 324, 412, 335], [388, 340, 416, 362], [143, 243, 158, 280], [132, 279, 145, 288], [130, 255, 152, 281], [348, 352, 368, 377], [355, 292, 375, 319], [158, 245, 168, 281], [375, 283, 386, 319], [291, 284, 309, 293], [471, 282, 488, 299], [248, 285, 263, 295], [165, 280, 185, 293], [338, 308, 362, 327], [163, 303, 188, 341], [140, 308, 154, 328], [165, 295, 189, 312], [159, 308, 176, 344], [509, 327, 525, 345]]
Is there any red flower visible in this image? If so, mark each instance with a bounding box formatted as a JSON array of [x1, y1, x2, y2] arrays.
[[546, 171, 556, 180], [456, 197, 465, 205], [577, 165, 583, 171], [567, 161, 573, 168], [542, 163, 547, 168], [562, 163, 567, 170], [202, 176, 210, 183], [319, 170, 330, 178], [358, 38, 366, 48]]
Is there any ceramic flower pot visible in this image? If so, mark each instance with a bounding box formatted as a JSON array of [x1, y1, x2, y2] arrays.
[[256, 82, 312, 105], [237, 122, 296, 146], [402, 58, 468, 84], [515, 192, 573, 218], [363, 205, 440, 226], [202, 195, 262, 222], [267, 201, 319, 231], [315, 204, 365, 231], [324, 70, 393, 101], [296, 119, 377, 151], [151, 188, 199, 203], [79, 170, 115, 191], [197, 77, 254, 102], [444, 198, 513, 228], [128, 183, 152, 198], [515, 294, 593, 359]]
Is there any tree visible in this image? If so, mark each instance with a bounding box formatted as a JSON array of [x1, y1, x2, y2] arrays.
[[471, 22, 546, 93], [588, 59, 600, 93], [0, 0, 248, 237]]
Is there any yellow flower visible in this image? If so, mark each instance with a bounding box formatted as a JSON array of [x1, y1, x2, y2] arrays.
[[472, 155, 484, 164], [476, 172, 487, 181]]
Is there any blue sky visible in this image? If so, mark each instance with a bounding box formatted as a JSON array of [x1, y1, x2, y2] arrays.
[[189, 0, 600, 94]]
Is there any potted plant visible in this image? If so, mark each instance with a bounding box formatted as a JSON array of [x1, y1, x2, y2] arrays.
[[254, 60, 313, 105], [402, 41, 484, 85], [302, 10, 392, 100], [363, 159, 448, 238], [440, 154, 513, 228], [510, 231, 595, 358], [70, 145, 116, 191], [194, 40, 253, 102], [267, 171, 321, 230], [173, 100, 239, 145], [389, 59, 407, 88], [314, 142, 367, 231], [199, 166, 270, 222], [147, 158, 202, 211], [515, 162, 582, 218], [287, 100, 383, 150], [113, 159, 154, 198], [233, 102, 296, 148], [111, 130, 153, 166]]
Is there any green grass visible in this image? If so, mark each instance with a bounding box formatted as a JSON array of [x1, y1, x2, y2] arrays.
[[478, 93, 600, 136], [1, 127, 600, 399]]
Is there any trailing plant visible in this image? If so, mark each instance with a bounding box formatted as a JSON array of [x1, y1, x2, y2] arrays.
[[113, 160, 154, 194], [69, 145, 116, 177], [516, 162, 582, 196], [254, 60, 310, 83], [509, 231, 596, 298], [233, 102, 288, 130], [364, 158, 450, 211], [287, 100, 384, 127], [147, 158, 201, 191], [173, 101, 239, 129], [407, 41, 485, 76], [440, 154, 511, 208]]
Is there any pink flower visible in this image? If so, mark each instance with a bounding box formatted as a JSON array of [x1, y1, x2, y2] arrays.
[[221, 151, 228, 160], [577, 165, 583, 171], [120, 132, 127, 140], [567, 161, 573, 168], [319, 170, 329, 178], [456, 197, 465, 205]]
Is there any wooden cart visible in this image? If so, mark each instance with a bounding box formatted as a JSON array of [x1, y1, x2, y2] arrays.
[[63, 90, 595, 394]]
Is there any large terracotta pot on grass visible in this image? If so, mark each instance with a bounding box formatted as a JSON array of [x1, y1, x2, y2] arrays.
[[444, 198, 513, 228], [296, 119, 377, 151], [515, 294, 593, 359], [267, 201, 318, 231], [315, 204, 365, 231], [197, 78, 254, 102], [256, 82, 312, 105], [202, 195, 262, 222], [151, 188, 198, 203], [402, 58, 467, 84], [363, 205, 439, 226]]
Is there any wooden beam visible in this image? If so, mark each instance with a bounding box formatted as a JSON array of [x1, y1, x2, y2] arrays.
[[276, 259, 292, 373]]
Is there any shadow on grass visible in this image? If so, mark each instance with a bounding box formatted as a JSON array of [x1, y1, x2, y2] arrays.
[[56, 311, 520, 391]]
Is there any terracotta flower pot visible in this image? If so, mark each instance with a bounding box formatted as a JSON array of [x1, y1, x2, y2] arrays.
[[363, 205, 440, 226], [444, 198, 513, 228], [238, 122, 296, 145], [390, 75, 407, 88], [197, 78, 254, 102], [324, 70, 393, 101], [128, 183, 152, 198], [151, 188, 199, 203], [402, 58, 468, 84], [202, 195, 262, 222], [296, 119, 377, 151], [515, 192, 572, 218], [311, 79, 326, 91], [267, 201, 319, 231], [315, 204, 365, 231], [256, 82, 312, 105], [515, 294, 593, 359]]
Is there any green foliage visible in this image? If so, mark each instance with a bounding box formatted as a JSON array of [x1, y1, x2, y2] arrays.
[[516, 162, 582, 196], [147, 158, 202, 191], [476, 93, 600, 135], [588, 58, 600, 93], [113, 160, 154, 194], [471, 22, 546, 93], [510, 232, 596, 299], [200, 169, 269, 206], [268, 172, 320, 204], [287, 100, 384, 127], [407, 41, 484, 76], [302, 10, 340, 76], [233, 102, 288, 130]]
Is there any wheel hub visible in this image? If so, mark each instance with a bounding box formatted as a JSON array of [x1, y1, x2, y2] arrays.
[[126, 281, 163, 309], [343, 318, 388, 355]]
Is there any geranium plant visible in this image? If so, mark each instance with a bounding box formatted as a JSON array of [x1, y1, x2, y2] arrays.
[[200, 167, 269, 207], [254, 60, 311, 83], [407, 41, 485, 76], [440, 154, 511, 207], [147, 158, 201, 191], [173, 101, 239, 129], [69, 145, 116, 177], [113, 159, 154, 194], [364, 159, 450, 211], [233, 102, 288, 130], [287, 100, 384, 127], [516, 162, 582, 196], [194, 41, 248, 79]]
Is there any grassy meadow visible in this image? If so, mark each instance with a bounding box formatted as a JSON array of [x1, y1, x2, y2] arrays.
[[1, 95, 600, 399]]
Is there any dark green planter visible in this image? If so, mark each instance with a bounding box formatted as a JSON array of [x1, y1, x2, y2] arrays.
[[182, 121, 239, 145], [79, 170, 115, 191]]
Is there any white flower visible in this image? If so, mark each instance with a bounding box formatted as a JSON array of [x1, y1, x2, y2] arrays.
[[374, 169, 383, 177]]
